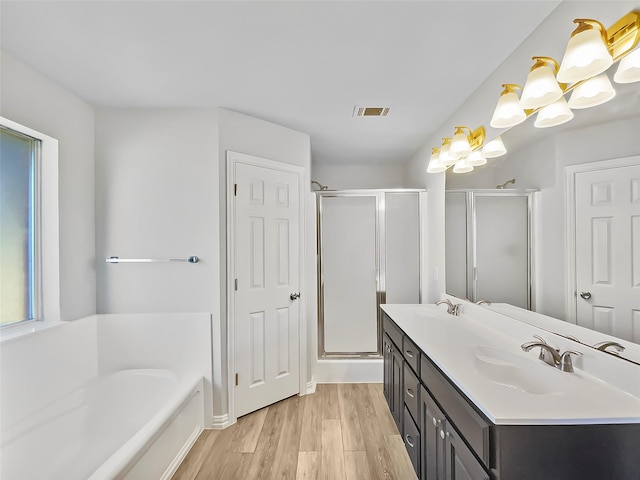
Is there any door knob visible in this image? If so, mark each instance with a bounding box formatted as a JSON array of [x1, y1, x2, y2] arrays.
[[290, 292, 301, 301], [579, 291, 592, 300]]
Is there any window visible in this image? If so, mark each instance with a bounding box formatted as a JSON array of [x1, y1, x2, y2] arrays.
[[1, 117, 59, 332], [1, 127, 38, 326]]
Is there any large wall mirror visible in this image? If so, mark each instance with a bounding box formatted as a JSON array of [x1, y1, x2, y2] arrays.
[[445, 73, 640, 363]]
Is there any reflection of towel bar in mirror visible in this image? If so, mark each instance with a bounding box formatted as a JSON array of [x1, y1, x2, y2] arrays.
[[105, 256, 199, 264]]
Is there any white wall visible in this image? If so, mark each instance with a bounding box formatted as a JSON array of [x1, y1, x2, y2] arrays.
[[217, 108, 313, 415], [0, 50, 96, 321], [95, 109, 219, 314], [311, 163, 405, 190]]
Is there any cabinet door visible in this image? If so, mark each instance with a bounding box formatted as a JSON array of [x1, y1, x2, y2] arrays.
[[421, 386, 445, 480], [383, 333, 393, 406], [391, 345, 404, 434], [445, 425, 489, 480]]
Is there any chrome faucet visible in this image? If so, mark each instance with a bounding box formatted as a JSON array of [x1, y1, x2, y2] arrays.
[[475, 299, 491, 306], [593, 341, 625, 354], [435, 299, 461, 316], [521, 336, 583, 373]]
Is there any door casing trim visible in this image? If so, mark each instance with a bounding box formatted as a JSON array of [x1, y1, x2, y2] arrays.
[[226, 150, 307, 424], [565, 155, 640, 323]]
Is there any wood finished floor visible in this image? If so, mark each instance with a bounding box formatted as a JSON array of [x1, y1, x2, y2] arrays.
[[172, 383, 417, 480]]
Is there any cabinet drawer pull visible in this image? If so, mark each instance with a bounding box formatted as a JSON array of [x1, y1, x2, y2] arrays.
[[405, 434, 415, 448], [406, 388, 415, 398], [440, 430, 445, 440], [432, 417, 441, 427], [405, 349, 414, 358], [446, 431, 451, 439]]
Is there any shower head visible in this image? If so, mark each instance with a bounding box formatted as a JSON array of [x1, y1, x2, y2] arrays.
[[496, 178, 516, 189], [311, 180, 329, 191]]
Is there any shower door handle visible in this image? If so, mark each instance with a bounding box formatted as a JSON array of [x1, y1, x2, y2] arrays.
[[290, 292, 301, 301]]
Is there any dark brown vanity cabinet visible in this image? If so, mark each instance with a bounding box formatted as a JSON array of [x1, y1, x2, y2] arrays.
[[382, 310, 640, 480], [383, 313, 491, 480]]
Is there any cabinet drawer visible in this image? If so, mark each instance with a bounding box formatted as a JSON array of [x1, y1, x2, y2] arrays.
[[421, 355, 491, 468], [403, 407, 420, 476], [383, 314, 403, 349], [403, 363, 420, 424], [402, 335, 420, 374]]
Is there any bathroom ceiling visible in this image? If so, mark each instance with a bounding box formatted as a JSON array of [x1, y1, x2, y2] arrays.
[[0, 1, 561, 165]]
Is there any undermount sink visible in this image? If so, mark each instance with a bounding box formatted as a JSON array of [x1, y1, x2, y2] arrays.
[[471, 346, 562, 395]]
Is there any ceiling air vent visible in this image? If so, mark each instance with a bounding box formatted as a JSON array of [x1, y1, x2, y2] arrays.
[[353, 106, 390, 117]]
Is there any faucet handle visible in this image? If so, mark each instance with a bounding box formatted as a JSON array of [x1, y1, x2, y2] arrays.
[[560, 350, 582, 373]]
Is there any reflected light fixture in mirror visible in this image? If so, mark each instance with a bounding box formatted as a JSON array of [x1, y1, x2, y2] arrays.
[[534, 97, 574, 128], [557, 19, 613, 84], [482, 135, 507, 158], [427, 148, 447, 173], [466, 150, 487, 166], [568, 73, 616, 109], [614, 48, 640, 83], [490, 84, 527, 128], [453, 158, 473, 173], [519, 57, 564, 109], [450, 126, 473, 159], [439, 138, 456, 166]]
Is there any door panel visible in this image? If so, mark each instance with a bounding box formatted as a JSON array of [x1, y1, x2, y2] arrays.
[[575, 164, 640, 342], [235, 162, 300, 417]]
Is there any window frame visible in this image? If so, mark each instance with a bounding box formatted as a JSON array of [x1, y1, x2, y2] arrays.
[[1, 116, 60, 337]]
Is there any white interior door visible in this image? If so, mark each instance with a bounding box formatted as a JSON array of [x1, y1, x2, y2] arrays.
[[233, 160, 301, 417], [575, 163, 640, 342]]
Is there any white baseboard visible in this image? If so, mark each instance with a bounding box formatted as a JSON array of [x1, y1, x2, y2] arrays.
[[313, 358, 383, 383], [160, 426, 202, 480], [305, 380, 317, 395], [210, 413, 232, 430]]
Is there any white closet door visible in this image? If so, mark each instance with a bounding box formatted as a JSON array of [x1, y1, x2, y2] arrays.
[[474, 195, 529, 308], [385, 192, 420, 304], [321, 196, 378, 353]]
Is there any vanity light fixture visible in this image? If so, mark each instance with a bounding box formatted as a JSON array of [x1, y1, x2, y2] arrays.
[[450, 126, 474, 159], [557, 19, 613, 84], [466, 150, 487, 167], [427, 148, 447, 173], [438, 138, 456, 166], [520, 57, 565, 109], [614, 47, 640, 83], [534, 97, 574, 128], [567, 73, 616, 109], [482, 135, 507, 158], [427, 10, 640, 176], [452, 158, 474, 174], [490, 84, 528, 128]]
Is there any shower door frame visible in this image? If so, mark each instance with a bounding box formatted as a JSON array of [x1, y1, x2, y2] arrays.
[[316, 189, 424, 359]]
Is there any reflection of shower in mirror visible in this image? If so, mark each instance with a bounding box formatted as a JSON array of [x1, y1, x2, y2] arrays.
[[496, 178, 516, 189], [311, 180, 329, 191]]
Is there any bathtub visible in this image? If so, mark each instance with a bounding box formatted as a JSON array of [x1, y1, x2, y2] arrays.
[[1, 368, 204, 480]]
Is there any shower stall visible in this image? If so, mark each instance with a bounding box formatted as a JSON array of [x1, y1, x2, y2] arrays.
[[316, 190, 424, 358]]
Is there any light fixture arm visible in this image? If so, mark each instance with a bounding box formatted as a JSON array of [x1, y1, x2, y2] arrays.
[[571, 19, 608, 45], [530, 56, 560, 74]]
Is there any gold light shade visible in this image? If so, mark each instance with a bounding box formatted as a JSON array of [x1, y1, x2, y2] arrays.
[[614, 48, 640, 83], [520, 57, 564, 109], [452, 158, 473, 174], [534, 97, 574, 128], [427, 148, 447, 173], [557, 19, 613, 84], [490, 84, 527, 128], [450, 127, 473, 159], [567, 74, 616, 109], [482, 136, 507, 158], [466, 150, 487, 167]]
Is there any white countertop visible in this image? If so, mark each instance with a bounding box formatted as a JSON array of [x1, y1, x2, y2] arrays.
[[381, 303, 640, 425]]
